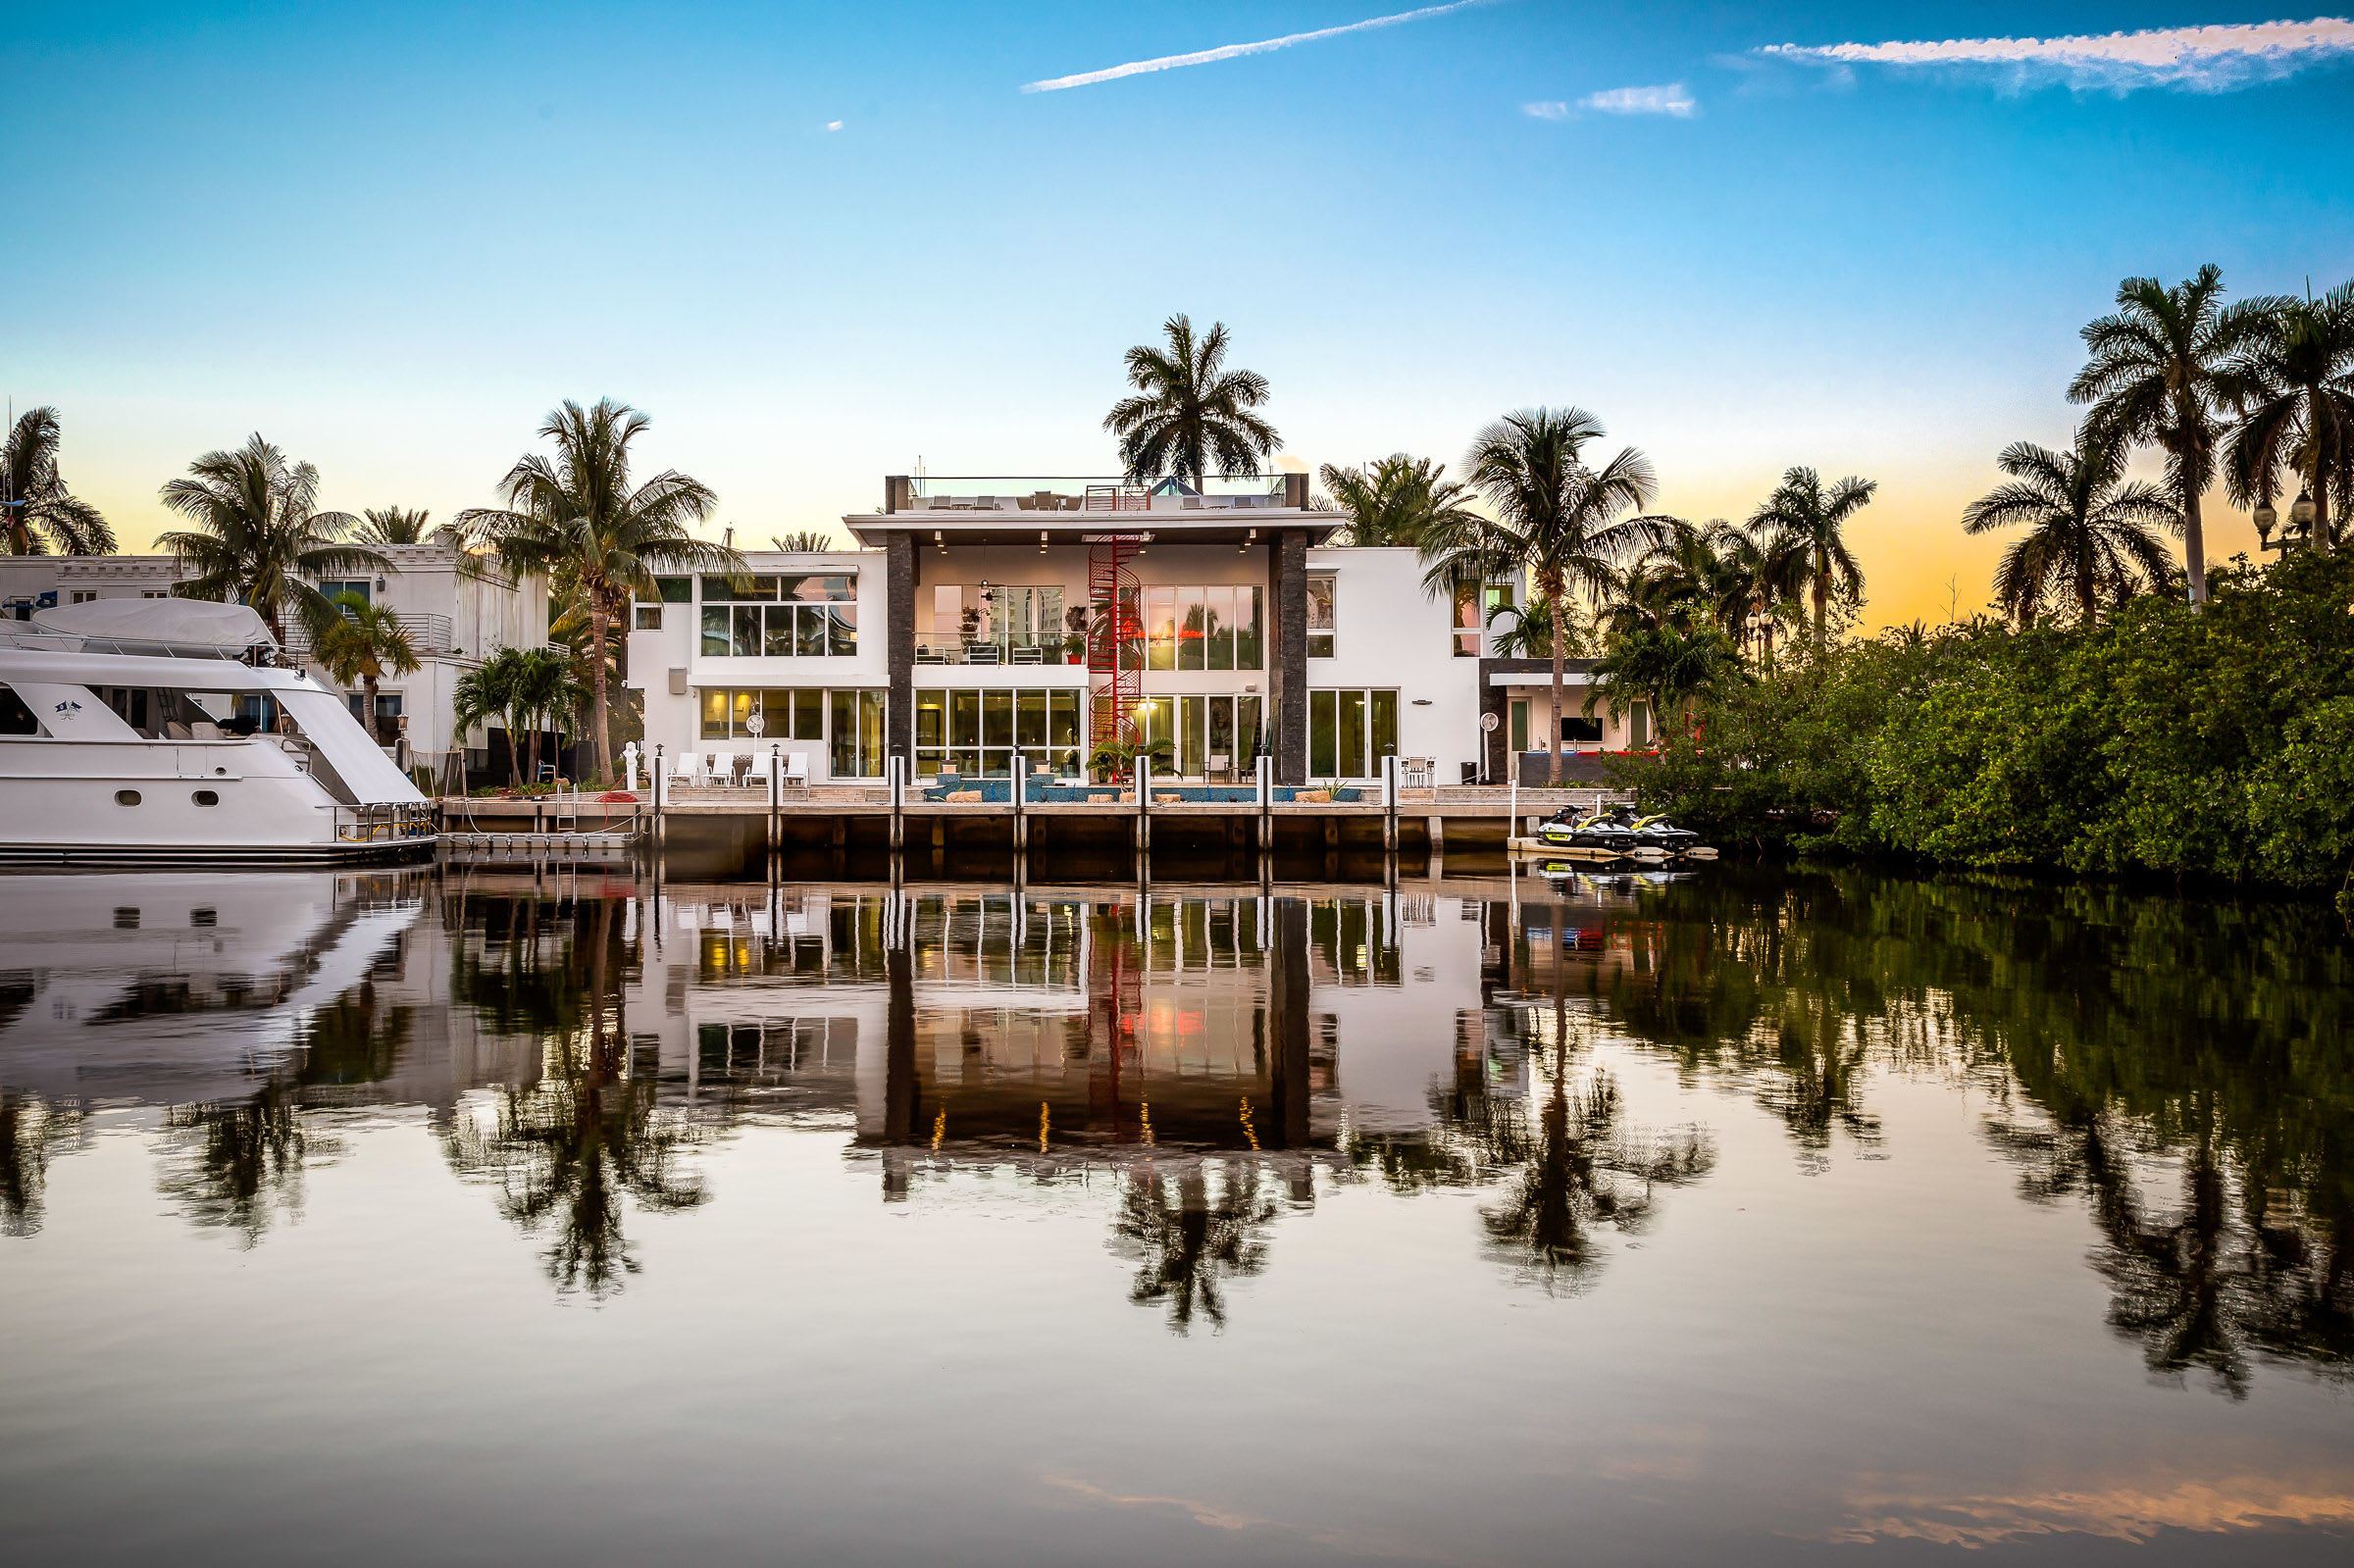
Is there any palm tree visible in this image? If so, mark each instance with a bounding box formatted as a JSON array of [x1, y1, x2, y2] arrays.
[[770, 529, 837, 551], [2071, 265, 2270, 604], [453, 651, 528, 786], [1748, 467, 1876, 640], [1587, 622, 1744, 742], [1315, 453, 1479, 547], [2, 406, 114, 555], [2225, 281, 2354, 551], [1103, 314, 1279, 488], [356, 505, 433, 545], [313, 593, 423, 742], [1420, 408, 1667, 784], [457, 399, 737, 784], [1964, 428, 2179, 626], [1485, 593, 1588, 660], [156, 434, 384, 643]]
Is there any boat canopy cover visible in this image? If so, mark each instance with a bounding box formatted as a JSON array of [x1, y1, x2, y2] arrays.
[[29, 597, 278, 654], [275, 685, 427, 805]]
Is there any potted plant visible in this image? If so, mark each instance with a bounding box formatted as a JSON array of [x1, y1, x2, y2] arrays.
[[1088, 736, 1173, 784]]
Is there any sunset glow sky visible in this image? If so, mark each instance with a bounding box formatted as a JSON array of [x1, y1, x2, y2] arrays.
[[11, 3, 2354, 626]]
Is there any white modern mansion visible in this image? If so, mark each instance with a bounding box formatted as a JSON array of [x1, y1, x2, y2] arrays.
[[629, 473, 1661, 788], [0, 539, 547, 774]]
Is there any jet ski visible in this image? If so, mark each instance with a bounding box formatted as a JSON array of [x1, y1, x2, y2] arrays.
[[1611, 805, 1703, 855], [1534, 806, 1642, 855]]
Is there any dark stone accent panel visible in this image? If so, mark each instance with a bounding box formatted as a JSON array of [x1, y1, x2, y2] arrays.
[[1271, 530, 1308, 784], [886, 531, 916, 767]]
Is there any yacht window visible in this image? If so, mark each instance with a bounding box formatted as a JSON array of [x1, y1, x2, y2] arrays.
[[192, 790, 220, 807], [113, 908, 138, 929], [115, 789, 141, 806], [191, 907, 217, 926], [0, 684, 37, 736]]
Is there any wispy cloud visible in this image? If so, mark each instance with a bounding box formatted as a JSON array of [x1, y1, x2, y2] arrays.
[[1523, 83, 1697, 119], [1760, 16, 2354, 92], [1583, 82, 1697, 116], [824, 120, 844, 131], [1021, 1, 1494, 93]]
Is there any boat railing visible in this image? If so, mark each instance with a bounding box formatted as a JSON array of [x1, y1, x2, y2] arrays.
[[333, 803, 437, 843]]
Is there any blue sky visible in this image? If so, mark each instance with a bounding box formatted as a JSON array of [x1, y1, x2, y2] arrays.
[[11, 3, 2354, 622]]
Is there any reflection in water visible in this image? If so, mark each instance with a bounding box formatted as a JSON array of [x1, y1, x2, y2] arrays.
[[0, 1089, 86, 1238], [9, 862, 2354, 1562], [1111, 1162, 1284, 1333], [0, 864, 2346, 1385], [441, 896, 712, 1298], [1583, 867, 2354, 1391], [158, 1081, 327, 1244]]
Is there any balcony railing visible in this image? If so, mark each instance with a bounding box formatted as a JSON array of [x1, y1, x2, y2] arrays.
[[901, 475, 1302, 514], [914, 632, 1088, 667]]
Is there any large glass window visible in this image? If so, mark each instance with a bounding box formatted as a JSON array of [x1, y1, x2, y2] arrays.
[[1308, 687, 1399, 779], [698, 575, 857, 656], [1306, 575, 1336, 659], [1146, 587, 1177, 671], [916, 688, 1084, 780], [697, 686, 884, 775], [1137, 583, 1262, 671], [830, 688, 887, 779]]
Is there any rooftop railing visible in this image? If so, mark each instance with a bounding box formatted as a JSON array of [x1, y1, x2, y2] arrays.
[[897, 475, 1309, 514]]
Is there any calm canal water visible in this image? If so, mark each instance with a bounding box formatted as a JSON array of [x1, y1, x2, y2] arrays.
[[2, 861, 2349, 1565]]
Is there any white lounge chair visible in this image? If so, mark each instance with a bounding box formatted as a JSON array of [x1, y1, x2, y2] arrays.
[[782, 752, 812, 798], [744, 749, 779, 795], [670, 749, 704, 793]]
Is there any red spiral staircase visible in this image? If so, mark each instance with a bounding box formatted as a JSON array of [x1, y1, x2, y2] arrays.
[[1086, 537, 1143, 746]]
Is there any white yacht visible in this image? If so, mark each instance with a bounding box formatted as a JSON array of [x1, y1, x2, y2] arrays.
[[0, 598, 435, 864]]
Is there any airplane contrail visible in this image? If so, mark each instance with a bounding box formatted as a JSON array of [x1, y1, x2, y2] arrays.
[[1761, 16, 2354, 91], [1021, 1, 1495, 93]]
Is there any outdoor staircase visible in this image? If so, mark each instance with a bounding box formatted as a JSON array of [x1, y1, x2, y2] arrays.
[[1086, 536, 1143, 746]]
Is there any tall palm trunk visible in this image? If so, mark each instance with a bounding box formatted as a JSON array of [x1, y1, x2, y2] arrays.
[[587, 595, 613, 785], [1812, 552, 1829, 640], [361, 672, 381, 743], [1546, 575, 1567, 786], [2174, 433, 2210, 604]]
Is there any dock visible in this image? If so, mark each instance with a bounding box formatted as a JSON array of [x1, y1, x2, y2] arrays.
[[433, 784, 1632, 860]]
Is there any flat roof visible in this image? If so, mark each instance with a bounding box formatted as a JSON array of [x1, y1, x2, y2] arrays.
[[844, 514, 1344, 547]]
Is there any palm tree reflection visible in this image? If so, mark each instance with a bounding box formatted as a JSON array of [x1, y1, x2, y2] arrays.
[[158, 1080, 327, 1244], [1479, 1043, 1713, 1295], [1, 1090, 88, 1238], [441, 896, 711, 1298], [1110, 1162, 1281, 1334]]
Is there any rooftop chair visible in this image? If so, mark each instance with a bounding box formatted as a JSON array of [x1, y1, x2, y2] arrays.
[[966, 640, 1002, 665], [1009, 641, 1044, 665]]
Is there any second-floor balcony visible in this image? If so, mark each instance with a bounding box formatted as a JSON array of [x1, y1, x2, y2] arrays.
[[915, 632, 1088, 667]]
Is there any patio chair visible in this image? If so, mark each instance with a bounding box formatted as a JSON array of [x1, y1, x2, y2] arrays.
[[916, 642, 948, 664], [966, 641, 1002, 665], [1009, 642, 1044, 665], [782, 752, 812, 798], [744, 749, 778, 795], [1207, 753, 1231, 783], [670, 749, 703, 792]]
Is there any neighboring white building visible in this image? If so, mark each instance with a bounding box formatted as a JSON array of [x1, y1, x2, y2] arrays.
[[626, 473, 1506, 787], [0, 542, 548, 771]]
